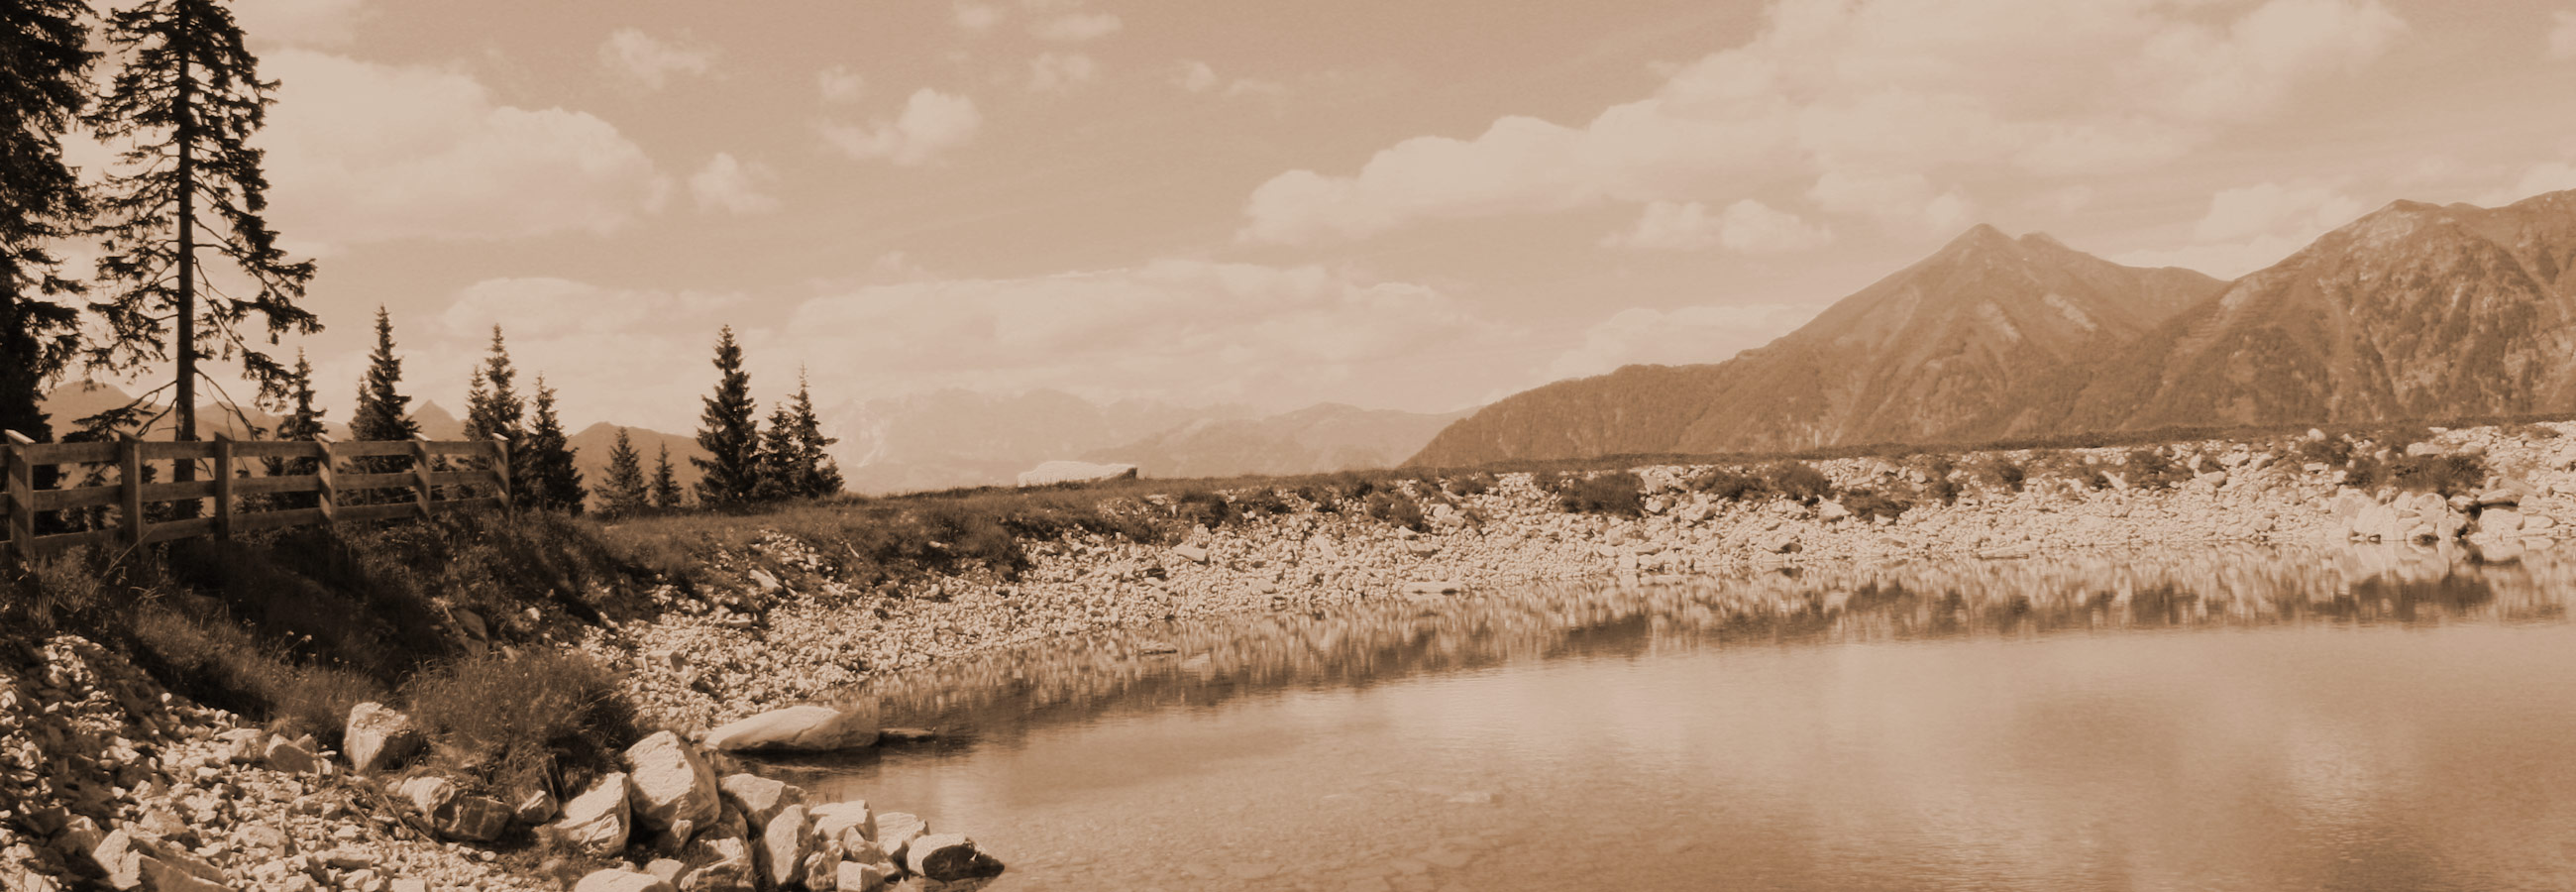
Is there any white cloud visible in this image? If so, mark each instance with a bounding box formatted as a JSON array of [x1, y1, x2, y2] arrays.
[[1806, 170, 1974, 233], [1174, 60, 1219, 93], [817, 64, 865, 103], [819, 88, 984, 166], [1600, 199, 1833, 253], [689, 153, 781, 215], [1030, 11, 1122, 42], [2484, 161, 2576, 205], [598, 29, 715, 90], [1027, 53, 1100, 92], [1239, 0, 2408, 244], [2553, 12, 2576, 60], [233, 0, 368, 48], [259, 51, 664, 252], [955, 2, 1002, 32], [430, 279, 744, 432], [2111, 179, 2364, 279], [1541, 303, 1820, 382]]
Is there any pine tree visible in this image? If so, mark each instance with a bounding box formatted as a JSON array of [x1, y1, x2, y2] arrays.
[[346, 308, 416, 502], [521, 376, 585, 514], [462, 325, 521, 441], [781, 371, 842, 498], [692, 326, 762, 505], [598, 427, 649, 515], [649, 444, 683, 508], [84, 0, 319, 468], [0, 1, 95, 457], [261, 349, 324, 507]]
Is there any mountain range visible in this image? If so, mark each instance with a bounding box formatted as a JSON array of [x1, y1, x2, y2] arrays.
[[1410, 188, 2576, 467]]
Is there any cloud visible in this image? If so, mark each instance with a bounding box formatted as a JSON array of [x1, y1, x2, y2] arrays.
[[816, 64, 865, 103], [1600, 199, 1833, 253], [1806, 170, 1973, 233], [2111, 179, 2363, 279], [2554, 12, 2576, 60], [233, 0, 368, 48], [1239, 0, 2408, 244], [1027, 53, 1100, 92], [1174, 60, 1219, 93], [259, 50, 664, 252], [819, 88, 983, 166], [429, 278, 744, 431], [1030, 11, 1122, 42], [2484, 161, 2576, 205], [598, 29, 716, 89], [1541, 302, 1820, 383], [954, 2, 1002, 33], [690, 153, 781, 214]]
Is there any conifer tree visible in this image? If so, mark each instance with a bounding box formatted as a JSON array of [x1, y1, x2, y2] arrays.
[[1, 1, 95, 455], [261, 350, 323, 507], [649, 444, 683, 508], [84, 0, 319, 468], [692, 326, 762, 505], [598, 427, 649, 515], [462, 325, 521, 441], [346, 308, 416, 502], [755, 371, 841, 500], [520, 376, 585, 513]]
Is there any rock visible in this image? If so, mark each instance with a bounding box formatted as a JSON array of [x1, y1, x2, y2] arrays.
[[342, 703, 424, 776], [2526, 513, 2558, 532], [2478, 488, 2521, 507], [2481, 508, 2526, 535], [513, 787, 561, 825], [873, 812, 926, 863], [90, 828, 230, 892], [809, 800, 876, 849], [625, 730, 722, 831], [1172, 544, 1211, 565], [1015, 461, 1137, 488], [677, 831, 758, 892], [905, 834, 999, 881], [837, 859, 892, 892], [760, 805, 811, 890], [399, 775, 458, 817], [718, 774, 805, 828], [1817, 501, 1851, 521], [573, 869, 675, 892], [703, 705, 879, 752], [2406, 442, 2444, 457], [434, 795, 512, 842], [551, 772, 633, 856], [390, 880, 427, 892], [262, 735, 318, 775], [646, 860, 686, 885], [1761, 533, 1800, 554], [801, 843, 845, 892]]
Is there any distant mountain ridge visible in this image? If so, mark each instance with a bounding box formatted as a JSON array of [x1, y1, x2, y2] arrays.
[[1411, 188, 2576, 467], [1081, 402, 1471, 479]]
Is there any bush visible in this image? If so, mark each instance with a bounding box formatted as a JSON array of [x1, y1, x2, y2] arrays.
[[1445, 473, 1494, 498], [1840, 488, 1912, 521], [2379, 454, 2488, 497], [1558, 472, 1645, 516], [403, 650, 637, 784], [126, 603, 386, 745], [1691, 467, 1770, 502], [1979, 459, 2027, 493], [1364, 490, 1429, 531], [1171, 490, 1238, 529], [1766, 463, 1834, 504], [2122, 448, 2191, 490]]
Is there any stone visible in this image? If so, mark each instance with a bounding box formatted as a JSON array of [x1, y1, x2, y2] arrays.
[[513, 787, 561, 825], [703, 705, 879, 752], [873, 812, 926, 863], [342, 703, 424, 776], [390, 880, 427, 892], [905, 834, 995, 881], [677, 832, 758, 892], [1816, 501, 1851, 521], [646, 859, 686, 885], [2481, 508, 2525, 535], [2478, 488, 2521, 507], [552, 773, 633, 856], [801, 842, 845, 891], [837, 859, 892, 892], [761, 805, 811, 890], [625, 730, 722, 831], [399, 775, 458, 817], [2527, 513, 2558, 532], [2405, 442, 2443, 457], [717, 773, 805, 829], [811, 800, 877, 849], [90, 828, 230, 892], [436, 795, 512, 842], [573, 869, 675, 892], [262, 735, 318, 775]]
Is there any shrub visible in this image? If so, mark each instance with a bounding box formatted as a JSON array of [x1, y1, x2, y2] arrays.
[[1839, 488, 1912, 521], [403, 650, 638, 783], [1559, 472, 1645, 516], [1691, 467, 1770, 502], [1171, 490, 1238, 529], [2381, 454, 2488, 497], [1445, 473, 1494, 498], [2121, 448, 2191, 490], [1977, 458, 2026, 493], [2292, 436, 2356, 468], [1364, 490, 1429, 531], [1765, 463, 1834, 504]]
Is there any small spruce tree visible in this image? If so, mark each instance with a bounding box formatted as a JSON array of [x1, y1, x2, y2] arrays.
[[782, 371, 842, 498], [649, 444, 683, 508], [262, 349, 325, 507], [521, 375, 585, 513], [692, 326, 762, 505], [346, 308, 417, 501], [599, 427, 650, 515]]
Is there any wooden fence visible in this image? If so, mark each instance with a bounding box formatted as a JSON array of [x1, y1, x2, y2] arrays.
[[2, 432, 511, 561]]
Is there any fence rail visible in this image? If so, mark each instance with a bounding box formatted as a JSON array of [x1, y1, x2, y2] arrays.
[[2, 432, 512, 561]]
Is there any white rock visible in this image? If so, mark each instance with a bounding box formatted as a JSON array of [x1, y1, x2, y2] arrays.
[[261, 735, 317, 775], [836, 859, 892, 892], [90, 828, 230, 892], [704, 705, 879, 752], [718, 773, 805, 828], [905, 834, 989, 881], [873, 812, 927, 864], [552, 772, 633, 856], [342, 703, 423, 776], [677, 831, 758, 892], [573, 869, 674, 892], [2481, 508, 2526, 535], [1172, 544, 1211, 564], [760, 805, 810, 890], [625, 730, 722, 831], [1816, 501, 1851, 522]]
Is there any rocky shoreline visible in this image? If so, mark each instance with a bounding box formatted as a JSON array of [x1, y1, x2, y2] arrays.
[[7, 422, 2571, 892]]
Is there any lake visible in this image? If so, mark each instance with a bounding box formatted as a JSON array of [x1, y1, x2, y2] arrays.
[[761, 543, 2576, 891]]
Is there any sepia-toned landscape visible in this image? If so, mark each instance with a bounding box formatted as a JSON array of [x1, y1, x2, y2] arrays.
[[8, 1, 2576, 891]]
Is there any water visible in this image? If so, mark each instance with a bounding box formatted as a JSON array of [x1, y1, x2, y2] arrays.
[[760, 544, 2576, 891]]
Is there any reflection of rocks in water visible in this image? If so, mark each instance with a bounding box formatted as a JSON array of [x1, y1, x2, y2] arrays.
[[853, 543, 2576, 741]]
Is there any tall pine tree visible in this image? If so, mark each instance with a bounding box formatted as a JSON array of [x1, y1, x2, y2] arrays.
[[85, 0, 318, 471], [649, 444, 683, 508], [598, 427, 649, 515], [755, 370, 841, 500], [0, 1, 95, 454], [260, 349, 323, 507], [461, 326, 523, 498], [520, 375, 585, 513], [692, 326, 762, 505], [346, 307, 416, 503]]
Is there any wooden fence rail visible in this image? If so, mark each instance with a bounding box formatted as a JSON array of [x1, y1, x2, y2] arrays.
[[2, 432, 512, 561]]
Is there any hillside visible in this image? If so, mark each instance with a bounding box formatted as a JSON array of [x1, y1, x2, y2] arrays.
[[1411, 225, 2223, 465], [1081, 402, 1472, 479], [824, 389, 1248, 494]]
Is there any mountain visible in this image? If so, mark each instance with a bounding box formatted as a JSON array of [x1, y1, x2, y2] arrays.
[[2063, 192, 2576, 430], [1410, 224, 2224, 466], [824, 389, 1249, 495], [1081, 402, 1473, 479]]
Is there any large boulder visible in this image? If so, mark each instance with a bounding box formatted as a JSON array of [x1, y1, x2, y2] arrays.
[[906, 834, 1003, 882], [872, 812, 926, 864], [573, 869, 674, 892], [396, 776, 507, 841], [625, 731, 722, 832], [91, 828, 230, 892], [800, 841, 845, 892], [343, 703, 425, 776], [703, 705, 879, 752], [759, 805, 811, 890], [718, 773, 805, 828], [676, 830, 758, 892], [809, 800, 876, 850], [551, 773, 633, 856], [837, 859, 893, 892]]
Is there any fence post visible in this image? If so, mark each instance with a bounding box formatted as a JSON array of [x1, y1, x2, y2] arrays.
[[489, 435, 513, 509], [315, 434, 338, 524], [120, 433, 144, 547], [213, 433, 236, 539], [6, 431, 32, 563], [414, 436, 434, 517]]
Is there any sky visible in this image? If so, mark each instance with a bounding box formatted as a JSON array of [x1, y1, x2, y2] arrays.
[[91, 0, 2576, 433]]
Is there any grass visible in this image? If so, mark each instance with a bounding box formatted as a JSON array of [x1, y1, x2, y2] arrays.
[[403, 650, 637, 790]]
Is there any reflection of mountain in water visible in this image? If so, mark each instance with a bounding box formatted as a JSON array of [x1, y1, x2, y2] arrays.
[[845, 544, 2570, 747]]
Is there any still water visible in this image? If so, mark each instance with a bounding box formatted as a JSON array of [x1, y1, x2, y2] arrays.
[[767, 545, 2576, 891]]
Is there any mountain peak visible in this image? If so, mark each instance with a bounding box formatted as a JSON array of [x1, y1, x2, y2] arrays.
[[1941, 223, 2013, 251]]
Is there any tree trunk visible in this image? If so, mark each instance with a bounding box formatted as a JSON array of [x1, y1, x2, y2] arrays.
[[173, 3, 199, 502]]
